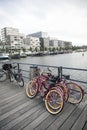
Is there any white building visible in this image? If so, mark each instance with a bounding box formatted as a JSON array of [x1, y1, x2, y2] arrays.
[[1, 27, 25, 50], [58, 40, 72, 49], [1, 27, 19, 43], [40, 38, 49, 50], [24, 36, 40, 51], [27, 31, 48, 38]]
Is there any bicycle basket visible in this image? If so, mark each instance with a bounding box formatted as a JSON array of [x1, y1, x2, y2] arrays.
[[2, 64, 12, 71]]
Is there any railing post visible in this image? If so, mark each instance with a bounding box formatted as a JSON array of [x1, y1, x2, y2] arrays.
[[60, 66, 62, 78], [17, 63, 20, 72], [29, 65, 39, 80], [58, 66, 62, 78]]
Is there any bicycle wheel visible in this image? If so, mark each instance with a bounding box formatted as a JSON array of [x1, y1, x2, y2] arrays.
[[17, 77, 24, 87], [59, 83, 69, 102], [45, 89, 63, 114], [67, 82, 84, 104], [9, 73, 14, 82], [25, 78, 38, 98], [0, 69, 7, 82]]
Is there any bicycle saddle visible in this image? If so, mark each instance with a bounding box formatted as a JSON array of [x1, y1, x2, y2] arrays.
[[48, 76, 60, 82], [47, 80, 56, 87]]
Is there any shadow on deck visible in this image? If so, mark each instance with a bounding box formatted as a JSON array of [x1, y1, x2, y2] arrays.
[[0, 80, 87, 130]]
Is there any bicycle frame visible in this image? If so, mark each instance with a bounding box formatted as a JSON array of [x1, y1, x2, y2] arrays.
[[33, 74, 64, 100]]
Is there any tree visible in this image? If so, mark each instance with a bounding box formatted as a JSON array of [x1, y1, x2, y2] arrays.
[[22, 47, 26, 52], [52, 47, 56, 52], [56, 47, 59, 51], [35, 47, 38, 52], [40, 47, 44, 52], [29, 47, 33, 52], [49, 47, 52, 52], [44, 47, 47, 51]]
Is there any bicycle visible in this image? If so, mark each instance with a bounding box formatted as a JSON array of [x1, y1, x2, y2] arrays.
[[0, 64, 24, 87], [48, 72, 84, 104], [32, 68, 84, 104], [44, 67, 84, 104], [25, 67, 84, 114], [0, 67, 7, 82], [26, 71, 64, 115]]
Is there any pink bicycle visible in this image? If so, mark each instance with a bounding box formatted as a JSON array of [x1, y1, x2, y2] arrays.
[[26, 68, 84, 114], [26, 73, 64, 114], [49, 74, 84, 104]]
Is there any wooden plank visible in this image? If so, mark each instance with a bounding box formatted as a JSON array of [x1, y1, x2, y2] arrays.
[[0, 89, 23, 101], [0, 88, 23, 101], [83, 121, 87, 130], [7, 104, 45, 130], [0, 99, 42, 128], [46, 103, 78, 130], [0, 81, 87, 130], [0, 91, 24, 107], [57, 100, 87, 130], [0, 91, 23, 104], [34, 103, 70, 130], [0, 93, 26, 112], [23, 111, 50, 130], [71, 105, 87, 130], [0, 103, 46, 130], [0, 98, 29, 116]]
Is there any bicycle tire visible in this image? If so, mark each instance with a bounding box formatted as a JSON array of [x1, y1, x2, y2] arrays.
[[0, 69, 7, 82], [59, 83, 69, 102], [9, 73, 14, 82], [67, 82, 84, 104], [17, 78, 24, 87], [25, 78, 38, 98], [45, 89, 64, 115]]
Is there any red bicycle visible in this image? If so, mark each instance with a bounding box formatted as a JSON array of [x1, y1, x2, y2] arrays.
[[26, 68, 84, 114], [26, 72, 64, 114], [45, 67, 84, 104], [49, 74, 84, 104]]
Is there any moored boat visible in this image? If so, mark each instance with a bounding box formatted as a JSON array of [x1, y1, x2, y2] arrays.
[[20, 51, 27, 58], [9, 52, 20, 59], [0, 53, 9, 60]]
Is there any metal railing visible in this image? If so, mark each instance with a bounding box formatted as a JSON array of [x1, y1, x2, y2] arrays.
[[0, 61, 87, 92]]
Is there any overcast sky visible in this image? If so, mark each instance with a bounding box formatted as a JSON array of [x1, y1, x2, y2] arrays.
[[0, 0, 87, 46]]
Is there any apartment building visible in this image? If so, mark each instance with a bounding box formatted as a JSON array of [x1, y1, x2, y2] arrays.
[[63, 41, 72, 48], [1, 27, 19, 42], [27, 31, 48, 38], [24, 36, 40, 51], [1, 27, 25, 50], [49, 39, 58, 48], [40, 38, 49, 50], [58, 40, 72, 49]]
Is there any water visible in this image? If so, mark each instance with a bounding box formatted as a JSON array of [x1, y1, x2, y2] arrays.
[[12, 52, 87, 69], [1, 51, 87, 90]]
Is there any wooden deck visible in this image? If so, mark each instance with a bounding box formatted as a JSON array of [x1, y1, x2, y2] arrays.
[[0, 80, 87, 130]]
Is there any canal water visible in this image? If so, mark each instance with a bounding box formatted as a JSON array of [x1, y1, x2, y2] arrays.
[[12, 51, 87, 69], [0, 51, 87, 90]]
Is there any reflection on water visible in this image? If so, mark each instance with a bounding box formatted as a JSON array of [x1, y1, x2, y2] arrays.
[[1, 52, 87, 69]]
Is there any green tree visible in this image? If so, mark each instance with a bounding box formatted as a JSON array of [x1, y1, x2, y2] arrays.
[[35, 47, 38, 52], [22, 47, 26, 52], [44, 47, 47, 51], [52, 47, 56, 52], [40, 47, 44, 52], [29, 47, 33, 52], [49, 47, 53, 52]]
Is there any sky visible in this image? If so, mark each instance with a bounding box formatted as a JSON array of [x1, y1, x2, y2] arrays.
[[0, 0, 87, 46]]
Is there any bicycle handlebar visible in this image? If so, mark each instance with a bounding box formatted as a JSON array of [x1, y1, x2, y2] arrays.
[[62, 74, 70, 79], [12, 66, 17, 69]]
